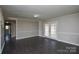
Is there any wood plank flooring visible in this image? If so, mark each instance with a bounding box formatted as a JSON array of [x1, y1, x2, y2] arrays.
[[2, 36, 79, 54]]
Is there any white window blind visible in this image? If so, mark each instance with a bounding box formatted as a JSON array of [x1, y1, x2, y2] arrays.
[[44, 24, 49, 36], [50, 23, 56, 38]]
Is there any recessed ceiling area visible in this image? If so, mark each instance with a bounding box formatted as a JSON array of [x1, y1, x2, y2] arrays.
[[0, 5, 79, 20]]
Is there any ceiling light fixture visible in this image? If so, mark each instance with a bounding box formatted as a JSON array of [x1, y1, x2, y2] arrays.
[[34, 14, 39, 18]]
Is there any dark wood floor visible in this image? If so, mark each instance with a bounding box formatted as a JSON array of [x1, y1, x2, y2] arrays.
[[2, 36, 79, 54]]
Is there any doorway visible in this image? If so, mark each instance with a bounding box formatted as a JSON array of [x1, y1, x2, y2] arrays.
[[4, 20, 16, 48], [5, 23, 11, 44]]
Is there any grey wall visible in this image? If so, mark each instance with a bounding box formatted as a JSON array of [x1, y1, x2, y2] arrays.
[[0, 8, 4, 53], [43, 13, 79, 46], [16, 18, 39, 40], [11, 21, 16, 38]]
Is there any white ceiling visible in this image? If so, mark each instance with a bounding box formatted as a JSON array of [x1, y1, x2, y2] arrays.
[[1, 5, 79, 20]]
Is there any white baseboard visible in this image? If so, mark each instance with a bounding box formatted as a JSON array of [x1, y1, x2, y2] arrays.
[[16, 35, 79, 46], [16, 36, 37, 40], [39, 35, 79, 46], [55, 39, 79, 46]]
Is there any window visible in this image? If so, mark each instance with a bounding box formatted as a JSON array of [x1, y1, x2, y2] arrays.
[[50, 23, 56, 35], [44, 24, 49, 36], [50, 23, 56, 38], [44, 22, 56, 39]]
